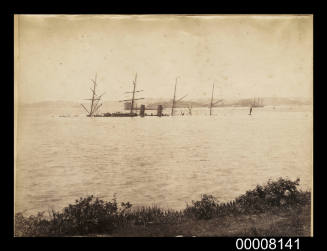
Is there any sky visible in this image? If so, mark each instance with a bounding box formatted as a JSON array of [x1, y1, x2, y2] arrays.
[[15, 15, 313, 103]]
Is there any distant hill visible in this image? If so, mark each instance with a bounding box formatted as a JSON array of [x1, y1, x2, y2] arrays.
[[141, 97, 312, 109], [258, 97, 312, 106], [22, 101, 81, 108]]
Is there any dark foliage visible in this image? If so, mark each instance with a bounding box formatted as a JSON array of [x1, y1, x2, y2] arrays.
[[235, 178, 310, 214], [184, 178, 310, 219], [15, 177, 311, 236], [15, 195, 131, 236]]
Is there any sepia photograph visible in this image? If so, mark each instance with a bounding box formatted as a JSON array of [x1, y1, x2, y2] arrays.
[[14, 14, 313, 237]]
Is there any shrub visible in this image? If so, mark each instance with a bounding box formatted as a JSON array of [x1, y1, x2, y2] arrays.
[[15, 212, 51, 237], [184, 194, 220, 219], [235, 178, 310, 213], [49, 195, 120, 235], [15, 195, 133, 236], [183, 178, 310, 219]]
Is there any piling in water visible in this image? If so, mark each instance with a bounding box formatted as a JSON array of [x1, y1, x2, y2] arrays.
[[157, 105, 163, 117]]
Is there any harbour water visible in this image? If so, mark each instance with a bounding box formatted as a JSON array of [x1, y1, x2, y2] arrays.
[[15, 105, 313, 215]]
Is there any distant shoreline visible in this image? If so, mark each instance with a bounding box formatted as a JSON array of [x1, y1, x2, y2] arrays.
[[20, 96, 312, 108]]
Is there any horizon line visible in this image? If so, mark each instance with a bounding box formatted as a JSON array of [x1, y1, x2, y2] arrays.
[[19, 96, 313, 105]]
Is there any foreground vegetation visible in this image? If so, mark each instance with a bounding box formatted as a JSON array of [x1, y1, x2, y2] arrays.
[[15, 178, 311, 237]]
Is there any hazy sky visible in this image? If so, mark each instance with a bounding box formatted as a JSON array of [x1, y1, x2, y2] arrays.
[[15, 15, 313, 103]]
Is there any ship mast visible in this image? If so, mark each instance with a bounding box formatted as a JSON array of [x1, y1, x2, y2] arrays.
[[119, 73, 144, 114], [90, 74, 97, 116], [81, 73, 104, 117], [171, 78, 177, 116], [171, 77, 187, 116], [130, 73, 137, 114], [208, 82, 223, 115], [210, 82, 215, 116]]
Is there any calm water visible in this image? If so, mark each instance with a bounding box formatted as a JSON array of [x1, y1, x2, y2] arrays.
[[15, 105, 313, 215]]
